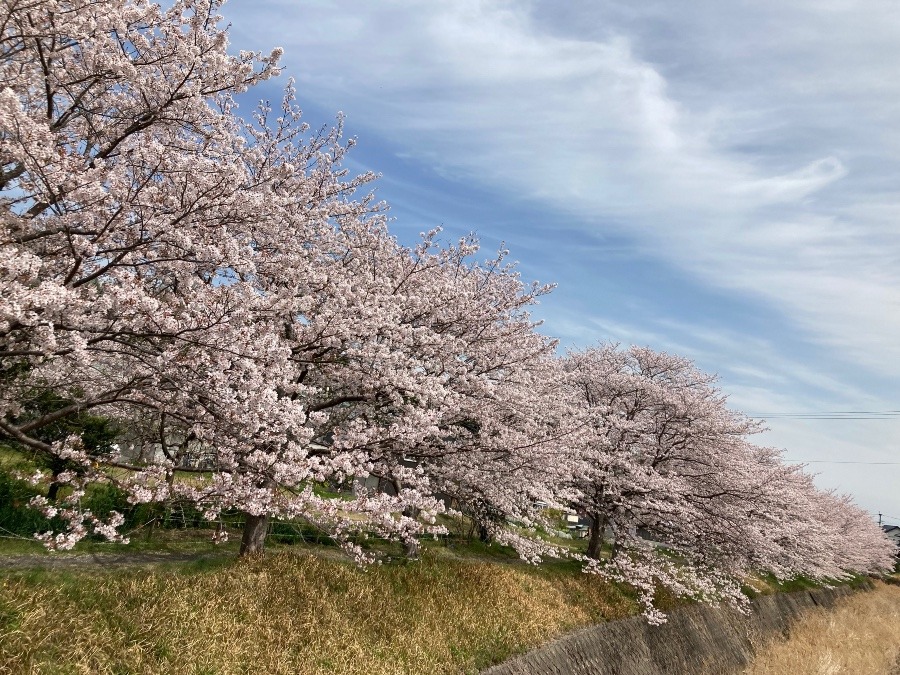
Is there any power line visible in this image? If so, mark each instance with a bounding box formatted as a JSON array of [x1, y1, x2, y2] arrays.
[[785, 460, 900, 465], [751, 411, 900, 420], [758, 411, 900, 414]]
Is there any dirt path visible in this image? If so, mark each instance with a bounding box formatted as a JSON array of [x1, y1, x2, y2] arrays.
[[0, 550, 232, 570], [0, 540, 371, 570], [0, 541, 533, 571]]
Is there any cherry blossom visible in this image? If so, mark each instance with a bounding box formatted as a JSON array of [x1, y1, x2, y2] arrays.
[[560, 344, 895, 619]]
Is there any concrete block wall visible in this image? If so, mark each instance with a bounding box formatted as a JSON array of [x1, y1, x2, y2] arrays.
[[481, 583, 867, 675]]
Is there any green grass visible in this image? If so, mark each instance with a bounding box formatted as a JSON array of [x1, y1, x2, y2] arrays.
[[742, 571, 873, 600], [0, 537, 45, 555], [0, 445, 37, 471]]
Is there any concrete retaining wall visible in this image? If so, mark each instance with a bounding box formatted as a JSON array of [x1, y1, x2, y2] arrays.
[[482, 583, 869, 675]]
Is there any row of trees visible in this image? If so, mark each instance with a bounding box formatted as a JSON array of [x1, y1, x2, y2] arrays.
[[1, 0, 894, 620]]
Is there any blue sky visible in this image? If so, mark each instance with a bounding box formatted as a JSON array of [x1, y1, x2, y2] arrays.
[[223, 0, 900, 524]]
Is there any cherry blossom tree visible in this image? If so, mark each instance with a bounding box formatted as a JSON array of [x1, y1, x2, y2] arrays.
[[326, 233, 564, 557], [0, 0, 385, 551], [239, 225, 565, 557], [0, 0, 565, 556], [561, 344, 895, 621]]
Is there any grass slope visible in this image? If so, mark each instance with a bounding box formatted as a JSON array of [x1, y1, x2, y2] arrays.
[[0, 549, 639, 675], [745, 580, 900, 675]]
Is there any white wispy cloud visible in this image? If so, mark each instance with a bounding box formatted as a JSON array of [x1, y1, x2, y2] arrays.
[[230, 0, 900, 380]]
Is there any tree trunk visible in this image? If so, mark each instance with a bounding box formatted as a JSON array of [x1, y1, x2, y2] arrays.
[[404, 537, 420, 559], [239, 513, 269, 556], [46, 479, 60, 502], [610, 539, 620, 560], [478, 522, 492, 543], [586, 512, 606, 559], [392, 477, 422, 560], [144, 515, 157, 542], [45, 466, 64, 501]]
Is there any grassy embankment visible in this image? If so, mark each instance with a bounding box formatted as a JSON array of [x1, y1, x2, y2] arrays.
[[745, 578, 900, 675], [0, 446, 892, 674], [0, 548, 642, 675], [0, 445, 642, 674]]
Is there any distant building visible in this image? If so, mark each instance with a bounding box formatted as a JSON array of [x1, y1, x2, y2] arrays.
[[882, 524, 900, 552]]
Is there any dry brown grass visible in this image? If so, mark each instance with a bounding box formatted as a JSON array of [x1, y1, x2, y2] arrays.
[[0, 551, 637, 674], [744, 581, 900, 675]]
